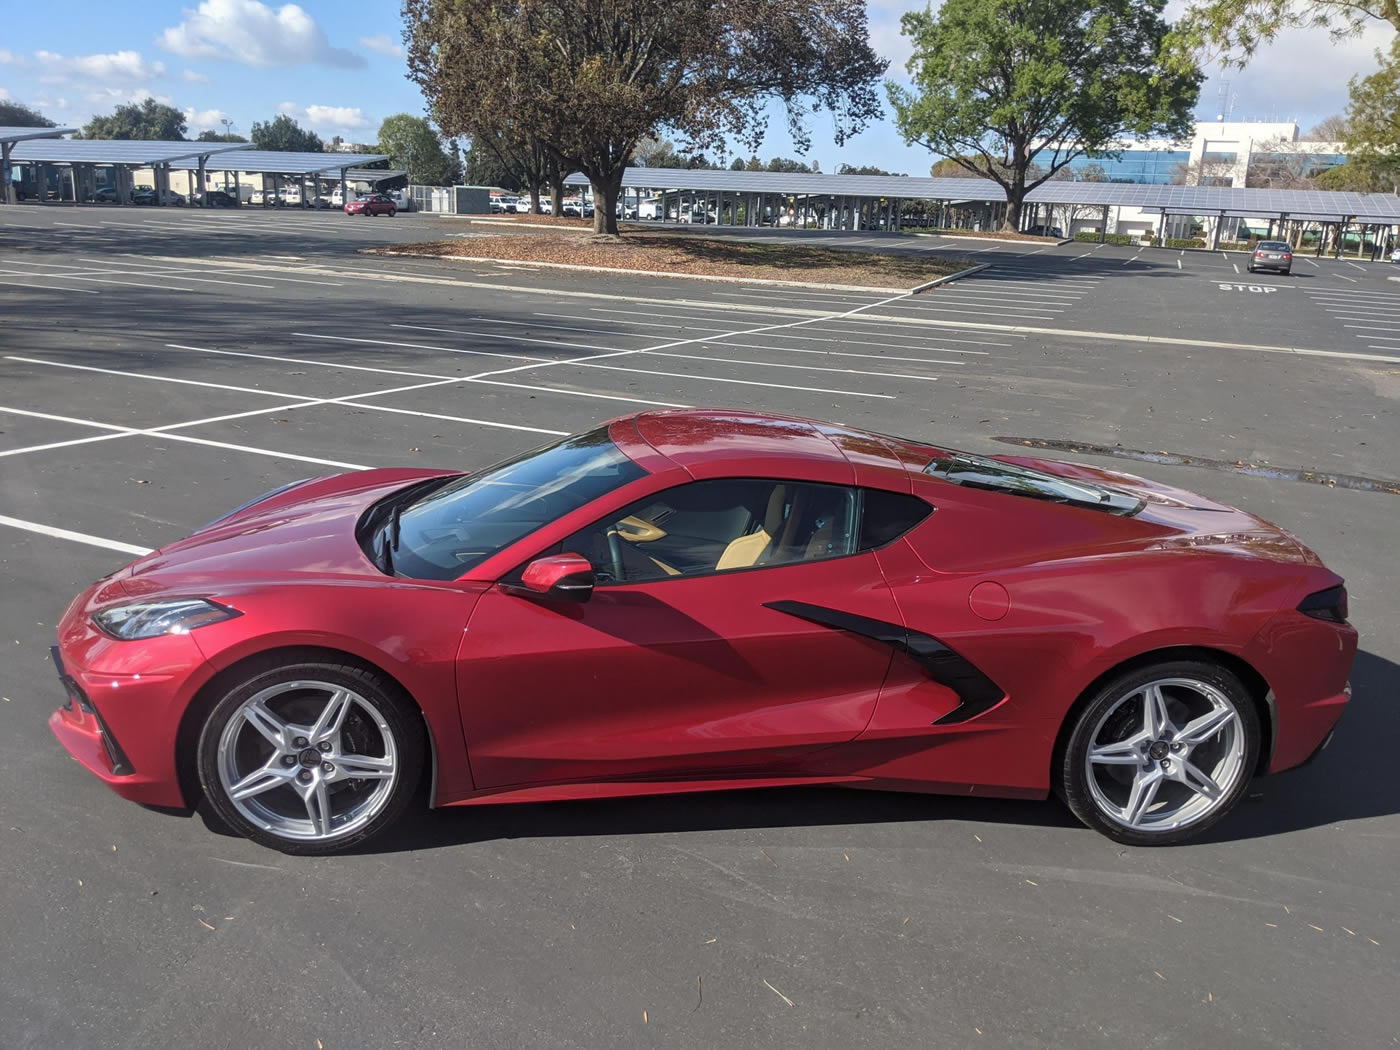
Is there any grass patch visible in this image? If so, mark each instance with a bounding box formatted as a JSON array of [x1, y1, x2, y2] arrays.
[[374, 233, 974, 288]]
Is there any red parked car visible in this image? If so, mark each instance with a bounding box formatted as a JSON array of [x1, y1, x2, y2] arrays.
[[344, 193, 397, 216], [48, 411, 1354, 854]]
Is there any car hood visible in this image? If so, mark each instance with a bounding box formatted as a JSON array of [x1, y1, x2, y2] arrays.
[[992, 453, 1320, 565], [118, 468, 459, 591]]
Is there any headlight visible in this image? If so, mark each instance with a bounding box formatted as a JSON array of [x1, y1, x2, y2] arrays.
[[93, 598, 240, 640]]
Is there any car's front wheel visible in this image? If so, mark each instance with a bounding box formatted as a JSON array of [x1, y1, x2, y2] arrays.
[[1057, 660, 1260, 845], [196, 659, 423, 855]]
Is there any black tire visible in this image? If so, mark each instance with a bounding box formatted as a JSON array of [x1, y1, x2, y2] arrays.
[[196, 658, 424, 855], [1056, 658, 1260, 846], [1282, 268, 1291, 275], [1246, 265, 1255, 273]]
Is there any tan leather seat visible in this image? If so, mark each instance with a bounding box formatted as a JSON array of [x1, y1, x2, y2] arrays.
[[715, 486, 788, 570]]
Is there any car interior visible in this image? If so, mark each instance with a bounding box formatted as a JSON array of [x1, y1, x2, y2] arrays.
[[562, 479, 858, 583]]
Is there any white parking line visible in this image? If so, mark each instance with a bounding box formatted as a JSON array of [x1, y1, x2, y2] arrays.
[[1346, 262, 1367, 271], [0, 403, 369, 469], [162, 344, 689, 407], [0, 514, 153, 556], [646, 349, 945, 381], [5, 355, 322, 400], [0, 273, 102, 294], [1334, 274, 1358, 283]]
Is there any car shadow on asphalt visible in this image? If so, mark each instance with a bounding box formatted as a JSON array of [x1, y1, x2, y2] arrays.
[[226, 646, 1392, 856]]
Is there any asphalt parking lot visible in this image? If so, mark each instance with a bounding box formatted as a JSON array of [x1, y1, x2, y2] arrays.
[[2, 204, 1397, 1049]]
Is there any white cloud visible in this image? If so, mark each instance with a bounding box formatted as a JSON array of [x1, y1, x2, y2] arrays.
[[35, 49, 166, 82], [0, 88, 9, 101], [277, 100, 371, 130], [160, 0, 366, 68], [358, 34, 404, 59], [0, 48, 22, 65], [184, 106, 228, 131], [83, 86, 176, 107], [867, 1, 916, 75], [182, 68, 211, 83]]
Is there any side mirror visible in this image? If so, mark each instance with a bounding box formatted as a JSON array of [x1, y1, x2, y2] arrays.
[[511, 553, 595, 603]]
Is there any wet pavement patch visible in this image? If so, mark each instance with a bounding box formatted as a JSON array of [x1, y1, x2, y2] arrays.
[[995, 437, 1400, 496]]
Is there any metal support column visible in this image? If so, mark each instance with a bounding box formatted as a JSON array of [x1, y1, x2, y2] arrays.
[[197, 156, 208, 206], [1210, 211, 1224, 250], [1155, 209, 1167, 246], [340, 169, 348, 211], [1, 142, 13, 205], [233, 170, 240, 204]]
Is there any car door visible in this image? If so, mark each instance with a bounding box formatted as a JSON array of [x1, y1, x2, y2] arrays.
[[456, 478, 907, 789]]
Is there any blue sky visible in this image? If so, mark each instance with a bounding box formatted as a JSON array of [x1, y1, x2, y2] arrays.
[[1, 0, 1391, 171]]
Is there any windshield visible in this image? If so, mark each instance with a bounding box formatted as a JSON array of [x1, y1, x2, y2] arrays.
[[374, 427, 645, 580], [923, 452, 1143, 515]]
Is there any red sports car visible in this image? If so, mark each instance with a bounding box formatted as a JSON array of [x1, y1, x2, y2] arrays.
[[49, 412, 1355, 854], [344, 193, 397, 216]]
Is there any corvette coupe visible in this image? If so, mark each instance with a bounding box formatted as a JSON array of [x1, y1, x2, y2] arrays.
[[49, 411, 1355, 854]]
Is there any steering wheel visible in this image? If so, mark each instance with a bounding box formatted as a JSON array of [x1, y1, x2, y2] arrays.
[[605, 529, 626, 583]]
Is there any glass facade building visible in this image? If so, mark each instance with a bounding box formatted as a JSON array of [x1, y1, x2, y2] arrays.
[[1060, 150, 1189, 184]]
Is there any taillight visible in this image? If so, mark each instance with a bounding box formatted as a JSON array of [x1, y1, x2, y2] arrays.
[[1299, 585, 1348, 624]]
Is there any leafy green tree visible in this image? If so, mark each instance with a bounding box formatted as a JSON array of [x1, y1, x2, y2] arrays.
[[729, 156, 747, 171], [0, 100, 56, 127], [196, 130, 249, 142], [889, 0, 1200, 230], [465, 126, 568, 212], [377, 113, 459, 184], [766, 156, 820, 172], [837, 163, 907, 175], [250, 115, 324, 152], [1314, 161, 1396, 191], [1168, 0, 1398, 71], [1341, 36, 1400, 189], [405, 0, 886, 235], [81, 98, 187, 140]]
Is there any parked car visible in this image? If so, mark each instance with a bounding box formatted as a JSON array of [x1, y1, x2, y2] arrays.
[[1247, 240, 1293, 275], [88, 186, 119, 203], [1389, 245, 1400, 263], [513, 198, 536, 214], [1025, 224, 1064, 238], [132, 189, 186, 206], [278, 187, 303, 207], [344, 193, 397, 217], [192, 190, 239, 208], [249, 189, 267, 206], [46, 410, 1355, 855]]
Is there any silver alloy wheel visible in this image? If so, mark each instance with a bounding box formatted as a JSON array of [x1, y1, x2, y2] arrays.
[[215, 679, 398, 842], [1084, 677, 1246, 833]]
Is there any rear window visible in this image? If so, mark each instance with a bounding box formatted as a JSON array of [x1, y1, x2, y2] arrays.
[[1257, 241, 1290, 250], [923, 452, 1143, 515]]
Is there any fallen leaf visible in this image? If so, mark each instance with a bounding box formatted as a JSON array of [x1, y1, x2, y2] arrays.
[[703, 937, 717, 945], [1024, 879, 1038, 886], [759, 848, 777, 867], [643, 1010, 648, 1024], [1342, 927, 1355, 936], [1265, 923, 1278, 928], [1167, 915, 1183, 923], [843, 853, 849, 862], [973, 834, 982, 843], [198, 918, 216, 931], [1308, 924, 1324, 932], [1154, 971, 1166, 981], [1207, 992, 1214, 1002]]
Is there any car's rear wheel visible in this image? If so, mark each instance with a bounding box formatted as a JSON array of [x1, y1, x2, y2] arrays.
[[196, 660, 423, 855], [1057, 659, 1259, 845]]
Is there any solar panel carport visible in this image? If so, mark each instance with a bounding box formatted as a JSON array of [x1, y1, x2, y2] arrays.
[[205, 150, 391, 209], [5, 139, 390, 208], [1, 125, 77, 205], [7, 138, 247, 206], [568, 167, 1400, 252]]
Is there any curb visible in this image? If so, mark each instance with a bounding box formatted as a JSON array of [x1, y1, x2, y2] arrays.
[[910, 232, 1064, 247], [460, 218, 593, 232], [374, 250, 916, 294], [911, 262, 990, 293]]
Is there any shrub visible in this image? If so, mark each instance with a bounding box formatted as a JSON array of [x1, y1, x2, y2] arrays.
[[1166, 237, 1207, 249], [1073, 231, 1136, 244]]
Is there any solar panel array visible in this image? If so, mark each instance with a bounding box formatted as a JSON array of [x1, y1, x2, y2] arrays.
[[212, 150, 390, 175], [10, 139, 247, 165], [0, 126, 76, 146], [566, 167, 1400, 222]]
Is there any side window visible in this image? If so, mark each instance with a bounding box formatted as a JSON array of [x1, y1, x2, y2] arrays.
[[561, 479, 859, 584], [858, 489, 933, 550]]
